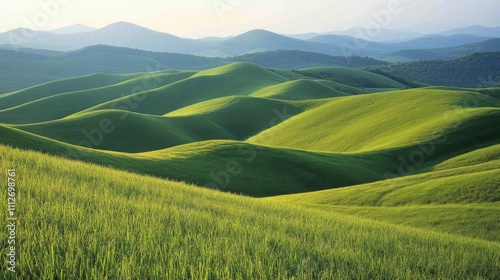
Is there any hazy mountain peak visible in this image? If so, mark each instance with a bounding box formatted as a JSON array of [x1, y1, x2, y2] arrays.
[[101, 21, 151, 31], [237, 29, 281, 37], [49, 24, 95, 34]]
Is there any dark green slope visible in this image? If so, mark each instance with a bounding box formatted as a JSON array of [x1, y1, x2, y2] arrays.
[[167, 96, 309, 139], [294, 67, 408, 89], [228, 50, 388, 69], [374, 52, 500, 87], [14, 110, 234, 153]]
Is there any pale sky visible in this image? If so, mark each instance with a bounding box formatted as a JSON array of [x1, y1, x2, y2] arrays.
[[0, 0, 499, 38]]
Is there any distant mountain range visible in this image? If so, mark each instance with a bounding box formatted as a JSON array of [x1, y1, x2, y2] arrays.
[[385, 38, 500, 61], [0, 22, 498, 57], [326, 28, 423, 42], [438, 25, 500, 37]]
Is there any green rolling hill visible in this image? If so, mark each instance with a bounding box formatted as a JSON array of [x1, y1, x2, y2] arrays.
[[1, 145, 499, 279], [248, 88, 500, 153], [1, 86, 498, 196], [1, 61, 499, 278], [166, 96, 310, 139], [15, 110, 234, 153], [0, 71, 197, 124], [0, 72, 143, 110], [249, 79, 350, 100], [0, 125, 391, 196], [80, 63, 289, 116], [269, 146, 500, 241], [293, 67, 408, 89], [0, 63, 498, 197]]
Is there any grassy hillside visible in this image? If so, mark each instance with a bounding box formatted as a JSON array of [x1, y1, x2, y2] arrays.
[[309, 204, 500, 242], [2, 110, 498, 198], [270, 157, 500, 207], [0, 125, 394, 196], [14, 110, 234, 152], [166, 96, 310, 139], [0, 72, 142, 110], [269, 147, 500, 242], [0, 72, 498, 196], [250, 79, 350, 100], [1, 145, 499, 279], [0, 71, 196, 124], [294, 67, 407, 89], [249, 88, 500, 153], [14, 95, 310, 152], [79, 63, 289, 116]]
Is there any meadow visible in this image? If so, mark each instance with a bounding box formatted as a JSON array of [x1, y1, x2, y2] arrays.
[[0, 146, 499, 279], [0, 62, 498, 278]]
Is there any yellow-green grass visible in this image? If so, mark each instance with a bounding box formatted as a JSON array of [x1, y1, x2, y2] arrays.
[[435, 143, 500, 170], [0, 125, 392, 196], [1, 145, 499, 279], [315, 79, 396, 95], [0, 73, 144, 110], [269, 150, 500, 241], [250, 79, 350, 100], [303, 204, 500, 242], [270, 157, 500, 207], [249, 88, 500, 153], [1, 91, 498, 197], [0, 71, 196, 124], [296, 67, 408, 89], [427, 86, 500, 100]]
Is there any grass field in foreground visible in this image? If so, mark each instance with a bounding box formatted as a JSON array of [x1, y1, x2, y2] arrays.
[[0, 145, 499, 279]]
